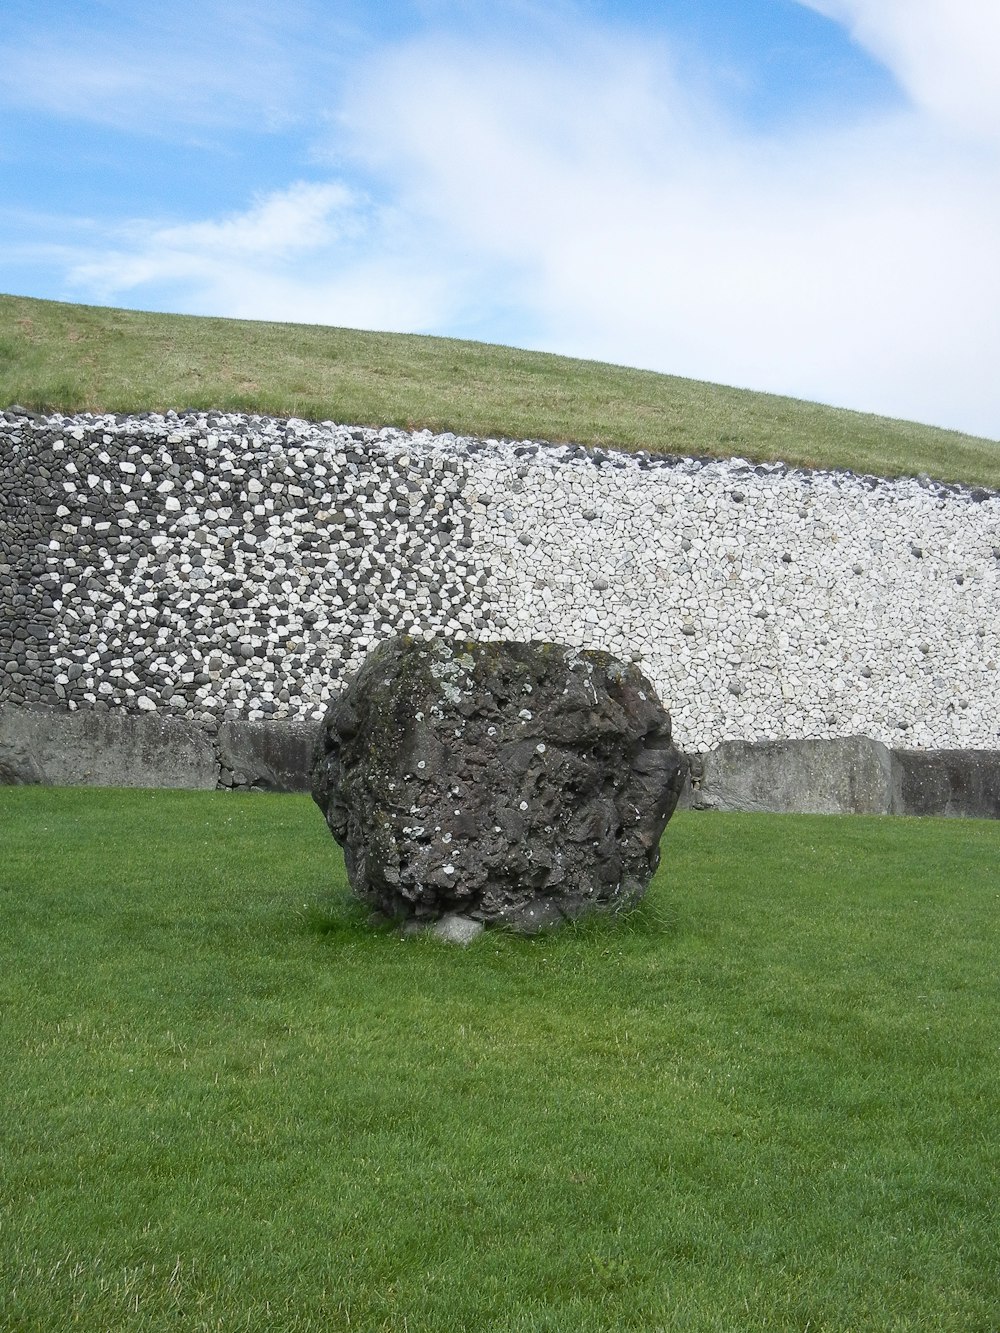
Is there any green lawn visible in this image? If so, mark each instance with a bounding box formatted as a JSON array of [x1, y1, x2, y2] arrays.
[[2, 292, 998, 488], [2, 787, 998, 1331]]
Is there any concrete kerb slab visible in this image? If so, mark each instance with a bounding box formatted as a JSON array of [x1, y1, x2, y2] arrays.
[[0, 706, 320, 793], [679, 737, 1000, 818]]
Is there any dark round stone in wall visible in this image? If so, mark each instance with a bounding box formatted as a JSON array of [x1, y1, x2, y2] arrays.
[[312, 635, 687, 933]]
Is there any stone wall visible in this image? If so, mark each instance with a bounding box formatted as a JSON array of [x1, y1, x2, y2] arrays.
[[2, 407, 998, 759]]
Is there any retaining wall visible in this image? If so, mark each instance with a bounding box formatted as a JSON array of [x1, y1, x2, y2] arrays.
[[2, 407, 998, 799]]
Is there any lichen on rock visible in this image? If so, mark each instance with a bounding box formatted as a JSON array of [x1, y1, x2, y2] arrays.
[[311, 635, 686, 932]]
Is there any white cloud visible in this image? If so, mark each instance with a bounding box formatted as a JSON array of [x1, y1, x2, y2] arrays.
[[798, 0, 1000, 140], [61, 181, 469, 334], [68, 184, 354, 290], [328, 22, 1000, 436], [140, 183, 358, 262], [27, 5, 1000, 438]]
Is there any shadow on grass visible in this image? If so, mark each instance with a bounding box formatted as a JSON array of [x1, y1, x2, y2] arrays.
[[296, 890, 373, 941], [294, 882, 681, 949]]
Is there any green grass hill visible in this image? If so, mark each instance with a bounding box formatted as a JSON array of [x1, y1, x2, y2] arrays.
[[2, 292, 997, 488]]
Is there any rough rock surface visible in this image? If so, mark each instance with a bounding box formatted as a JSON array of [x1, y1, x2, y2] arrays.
[[312, 635, 686, 931], [0, 743, 43, 786]]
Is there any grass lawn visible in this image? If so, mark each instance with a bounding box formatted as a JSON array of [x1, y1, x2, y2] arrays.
[[2, 292, 998, 488], [1, 788, 998, 1330]]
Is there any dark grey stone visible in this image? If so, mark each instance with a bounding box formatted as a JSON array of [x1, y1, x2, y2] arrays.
[[312, 636, 686, 931], [890, 749, 1000, 819], [216, 719, 317, 792], [0, 742, 45, 785]]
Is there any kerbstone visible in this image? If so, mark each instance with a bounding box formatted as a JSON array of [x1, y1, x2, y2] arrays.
[[890, 749, 1000, 819], [690, 736, 894, 815], [217, 719, 317, 792], [0, 704, 217, 788]]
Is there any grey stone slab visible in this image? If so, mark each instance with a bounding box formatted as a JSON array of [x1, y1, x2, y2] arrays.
[[0, 741, 45, 785], [890, 749, 1000, 819], [0, 704, 218, 789], [217, 719, 317, 792], [690, 736, 893, 815]]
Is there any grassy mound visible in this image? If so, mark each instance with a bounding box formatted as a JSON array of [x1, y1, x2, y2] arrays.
[[2, 787, 998, 1330], [2, 292, 997, 487]]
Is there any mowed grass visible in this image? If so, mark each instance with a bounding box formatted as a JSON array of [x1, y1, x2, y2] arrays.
[[1, 788, 998, 1331], [2, 292, 997, 488]]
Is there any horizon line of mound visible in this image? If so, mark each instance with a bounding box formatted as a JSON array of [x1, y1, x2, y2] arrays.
[[311, 635, 687, 937]]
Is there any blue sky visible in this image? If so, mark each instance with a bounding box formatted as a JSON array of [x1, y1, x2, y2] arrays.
[[2, 0, 999, 439]]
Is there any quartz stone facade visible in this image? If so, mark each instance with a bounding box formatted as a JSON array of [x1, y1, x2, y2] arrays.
[[2, 407, 998, 753]]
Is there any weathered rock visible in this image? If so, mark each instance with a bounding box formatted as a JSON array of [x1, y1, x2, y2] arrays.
[[216, 719, 317, 792], [682, 736, 894, 814], [890, 748, 1000, 819], [0, 704, 218, 789], [311, 636, 686, 931], [0, 743, 44, 785]]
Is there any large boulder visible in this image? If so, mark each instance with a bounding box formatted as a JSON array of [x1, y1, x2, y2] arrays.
[[312, 636, 686, 932]]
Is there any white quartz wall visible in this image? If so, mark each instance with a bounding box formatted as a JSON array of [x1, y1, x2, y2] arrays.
[[459, 443, 1000, 751]]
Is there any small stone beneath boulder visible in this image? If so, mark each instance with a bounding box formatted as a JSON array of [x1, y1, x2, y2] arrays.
[[431, 914, 485, 946], [312, 635, 686, 932]]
